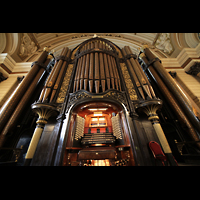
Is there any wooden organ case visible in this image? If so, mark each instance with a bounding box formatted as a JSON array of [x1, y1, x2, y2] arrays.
[[5, 37, 191, 166]]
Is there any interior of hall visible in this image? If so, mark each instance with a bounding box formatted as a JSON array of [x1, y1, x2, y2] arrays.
[[0, 33, 200, 166]]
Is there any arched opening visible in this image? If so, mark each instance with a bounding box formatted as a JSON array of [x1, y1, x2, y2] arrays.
[[62, 100, 135, 166]]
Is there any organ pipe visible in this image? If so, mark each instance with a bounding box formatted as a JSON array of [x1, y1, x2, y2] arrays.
[[41, 47, 69, 102], [0, 49, 49, 134], [142, 46, 200, 134], [72, 39, 122, 94], [0, 50, 53, 147], [140, 53, 200, 149]]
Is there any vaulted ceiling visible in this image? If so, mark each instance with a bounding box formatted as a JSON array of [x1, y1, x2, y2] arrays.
[[1, 33, 199, 62]]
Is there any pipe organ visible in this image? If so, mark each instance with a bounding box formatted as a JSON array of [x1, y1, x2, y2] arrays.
[[1, 37, 200, 166], [73, 39, 121, 93]]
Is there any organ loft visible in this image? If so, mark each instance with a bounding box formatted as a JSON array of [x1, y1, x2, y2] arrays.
[[0, 33, 200, 166]]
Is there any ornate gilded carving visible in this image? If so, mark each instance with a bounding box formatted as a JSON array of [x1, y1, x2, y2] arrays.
[[56, 64, 74, 103], [66, 90, 128, 113], [120, 62, 138, 101]]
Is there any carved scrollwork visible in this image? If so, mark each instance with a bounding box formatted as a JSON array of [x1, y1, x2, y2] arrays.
[[65, 89, 129, 113]]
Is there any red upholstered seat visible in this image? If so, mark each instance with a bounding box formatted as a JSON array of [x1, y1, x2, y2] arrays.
[[149, 141, 168, 166]]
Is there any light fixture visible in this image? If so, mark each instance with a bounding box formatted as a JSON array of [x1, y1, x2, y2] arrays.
[[88, 108, 108, 111], [93, 113, 103, 116]]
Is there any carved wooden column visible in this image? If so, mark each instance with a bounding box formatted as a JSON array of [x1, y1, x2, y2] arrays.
[[24, 103, 59, 166]]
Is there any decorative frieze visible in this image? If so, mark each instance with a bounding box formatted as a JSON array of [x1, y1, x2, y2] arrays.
[[56, 64, 74, 103], [120, 62, 137, 101]]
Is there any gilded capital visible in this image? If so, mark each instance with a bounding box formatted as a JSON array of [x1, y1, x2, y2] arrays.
[[43, 47, 50, 52], [139, 53, 145, 59], [141, 45, 149, 52]]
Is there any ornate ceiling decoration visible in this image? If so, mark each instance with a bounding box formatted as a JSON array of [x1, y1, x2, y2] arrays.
[[1, 33, 199, 62]]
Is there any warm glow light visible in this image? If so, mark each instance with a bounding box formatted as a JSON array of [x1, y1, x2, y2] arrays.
[[88, 109, 98, 111], [93, 114, 102, 116], [91, 118, 98, 121], [98, 108, 108, 111], [99, 117, 105, 121], [88, 108, 108, 111]]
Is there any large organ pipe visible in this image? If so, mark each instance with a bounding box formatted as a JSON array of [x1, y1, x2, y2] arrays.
[[124, 46, 152, 99], [135, 58, 156, 98], [89, 42, 94, 93], [0, 54, 53, 146], [111, 56, 122, 91], [142, 46, 200, 134], [50, 49, 71, 102], [107, 54, 115, 89], [125, 46, 153, 98], [80, 45, 86, 90], [42, 47, 69, 102], [39, 48, 65, 101], [73, 57, 81, 92], [94, 41, 100, 93], [140, 53, 200, 149], [76, 56, 83, 91], [0, 49, 48, 134], [122, 48, 145, 99], [99, 41, 106, 92], [103, 43, 111, 90], [110, 56, 118, 90], [84, 43, 90, 91]]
